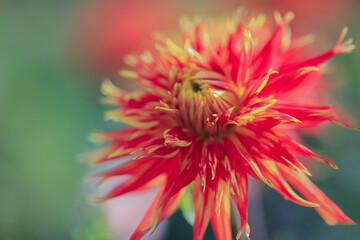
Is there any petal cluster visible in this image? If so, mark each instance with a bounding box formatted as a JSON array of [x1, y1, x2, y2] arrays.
[[90, 11, 356, 240]]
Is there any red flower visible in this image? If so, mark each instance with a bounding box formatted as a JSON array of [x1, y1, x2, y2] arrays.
[[89, 11, 356, 240]]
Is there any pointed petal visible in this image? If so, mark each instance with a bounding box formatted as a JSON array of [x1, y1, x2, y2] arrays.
[[230, 137, 273, 188], [259, 160, 319, 207], [282, 27, 355, 72], [102, 154, 176, 199], [232, 170, 250, 240], [129, 186, 165, 240], [279, 164, 356, 225], [210, 180, 232, 240], [280, 133, 339, 169], [101, 80, 161, 107], [193, 177, 214, 240], [104, 169, 163, 199], [251, 12, 293, 75], [273, 102, 334, 128], [146, 165, 197, 233], [260, 67, 319, 96], [131, 188, 184, 240]]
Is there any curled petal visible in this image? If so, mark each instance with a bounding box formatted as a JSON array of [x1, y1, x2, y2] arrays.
[[164, 126, 193, 147]]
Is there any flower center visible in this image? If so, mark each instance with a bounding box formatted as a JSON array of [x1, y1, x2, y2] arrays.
[[172, 70, 236, 136], [192, 82, 202, 93]]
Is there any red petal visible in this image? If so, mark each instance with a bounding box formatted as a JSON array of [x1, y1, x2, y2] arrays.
[[193, 176, 214, 240], [232, 169, 250, 239], [251, 13, 292, 75], [130, 187, 183, 240], [129, 185, 165, 240], [273, 102, 334, 128], [259, 160, 318, 207], [164, 126, 193, 147], [210, 180, 232, 240], [281, 27, 355, 72], [279, 164, 356, 225], [260, 67, 319, 96]]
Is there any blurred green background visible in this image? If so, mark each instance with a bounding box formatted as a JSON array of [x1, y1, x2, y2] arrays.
[[0, 0, 359, 239]]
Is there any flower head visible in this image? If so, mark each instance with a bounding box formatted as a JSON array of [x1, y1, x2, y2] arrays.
[[89, 11, 356, 240]]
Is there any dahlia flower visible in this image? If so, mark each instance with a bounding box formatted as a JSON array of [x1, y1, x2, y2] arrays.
[[89, 11, 356, 240]]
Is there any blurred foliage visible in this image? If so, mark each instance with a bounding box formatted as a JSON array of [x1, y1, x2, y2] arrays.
[[0, 1, 103, 239], [73, 215, 112, 240], [178, 184, 195, 226], [0, 0, 359, 240]]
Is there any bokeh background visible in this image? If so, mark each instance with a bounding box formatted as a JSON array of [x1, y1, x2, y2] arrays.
[[1, 0, 359, 239]]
